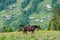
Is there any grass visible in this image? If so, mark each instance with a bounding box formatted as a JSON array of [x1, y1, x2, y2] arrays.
[[0, 31, 60, 40]]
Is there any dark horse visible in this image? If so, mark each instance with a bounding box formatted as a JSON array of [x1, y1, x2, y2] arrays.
[[20, 25, 41, 34]]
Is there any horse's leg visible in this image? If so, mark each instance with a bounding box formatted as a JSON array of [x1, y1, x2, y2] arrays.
[[32, 30, 34, 33], [23, 30, 27, 34], [23, 30, 25, 34], [26, 31, 27, 34]]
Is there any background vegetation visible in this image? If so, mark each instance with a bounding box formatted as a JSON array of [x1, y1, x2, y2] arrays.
[[0, 0, 60, 32]]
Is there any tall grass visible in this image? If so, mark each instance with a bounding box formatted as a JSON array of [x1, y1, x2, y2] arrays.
[[0, 31, 60, 40]]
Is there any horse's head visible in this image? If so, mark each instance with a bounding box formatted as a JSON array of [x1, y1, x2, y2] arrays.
[[33, 25, 41, 30]]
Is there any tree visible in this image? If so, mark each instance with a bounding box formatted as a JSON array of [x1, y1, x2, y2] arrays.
[[48, 4, 60, 30]]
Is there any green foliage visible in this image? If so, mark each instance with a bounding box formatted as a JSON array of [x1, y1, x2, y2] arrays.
[[17, 26, 23, 31], [7, 26, 14, 32], [48, 4, 60, 30], [2, 26, 8, 32], [2, 25, 14, 32], [0, 0, 16, 11]]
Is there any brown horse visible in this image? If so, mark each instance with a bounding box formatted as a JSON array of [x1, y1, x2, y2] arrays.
[[20, 25, 41, 34]]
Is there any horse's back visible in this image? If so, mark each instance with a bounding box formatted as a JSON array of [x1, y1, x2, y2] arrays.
[[24, 26, 35, 31]]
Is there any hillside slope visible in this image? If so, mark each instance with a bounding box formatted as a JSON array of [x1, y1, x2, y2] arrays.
[[0, 0, 60, 30]]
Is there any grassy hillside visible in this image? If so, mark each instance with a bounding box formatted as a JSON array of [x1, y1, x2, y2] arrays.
[[0, 0, 60, 30]]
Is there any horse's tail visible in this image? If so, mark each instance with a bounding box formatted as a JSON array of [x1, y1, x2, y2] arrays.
[[20, 25, 24, 27]]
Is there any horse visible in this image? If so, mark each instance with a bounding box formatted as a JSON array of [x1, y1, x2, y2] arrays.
[[20, 25, 41, 34]]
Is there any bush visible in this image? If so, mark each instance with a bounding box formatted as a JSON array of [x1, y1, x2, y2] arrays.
[[17, 25, 23, 31], [7, 26, 14, 32], [2, 26, 8, 32]]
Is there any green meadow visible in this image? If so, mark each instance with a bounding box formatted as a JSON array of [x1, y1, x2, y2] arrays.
[[0, 31, 60, 40]]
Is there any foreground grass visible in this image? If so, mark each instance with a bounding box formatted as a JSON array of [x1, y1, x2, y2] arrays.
[[0, 31, 60, 40]]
